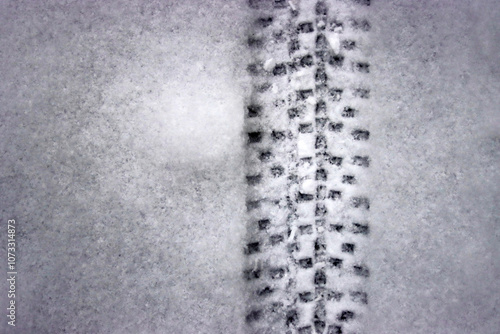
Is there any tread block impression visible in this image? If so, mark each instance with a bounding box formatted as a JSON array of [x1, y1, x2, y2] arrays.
[[259, 151, 273, 161], [246, 174, 262, 185], [316, 117, 328, 129], [353, 264, 370, 277], [354, 88, 370, 98], [342, 107, 357, 118], [316, 168, 328, 181], [351, 196, 370, 210], [352, 129, 370, 140], [299, 123, 314, 133], [297, 22, 315, 33], [315, 320, 326, 334], [350, 291, 368, 304], [315, 135, 327, 149], [297, 89, 314, 100], [273, 63, 287, 76], [329, 20, 343, 32], [329, 257, 343, 268], [289, 38, 300, 54], [316, 202, 327, 216], [248, 35, 264, 48], [315, 269, 327, 285], [288, 107, 303, 119], [351, 18, 371, 31], [298, 258, 314, 269], [247, 62, 263, 76], [256, 286, 274, 297], [341, 243, 355, 253], [317, 185, 327, 200], [298, 193, 315, 202], [315, 237, 326, 257], [270, 234, 284, 245], [299, 224, 313, 234], [352, 222, 369, 235], [300, 54, 314, 67], [328, 190, 342, 200], [299, 292, 315, 303], [328, 122, 344, 132], [298, 326, 313, 334], [256, 16, 274, 27], [244, 269, 261, 281], [342, 40, 356, 50], [271, 130, 286, 141], [246, 200, 260, 211], [329, 54, 345, 68], [353, 0, 371, 5], [245, 242, 260, 255], [322, 153, 343, 166], [270, 165, 285, 177], [246, 309, 262, 323], [286, 309, 298, 327], [247, 104, 262, 117], [342, 175, 356, 184], [316, 100, 327, 114], [316, 34, 329, 49], [327, 324, 343, 334], [356, 62, 370, 73], [353, 155, 370, 167], [316, 1, 328, 15], [248, 131, 262, 143], [316, 67, 328, 84], [270, 267, 285, 279], [337, 310, 355, 322], [330, 88, 343, 101], [329, 224, 344, 233], [273, 0, 287, 9], [327, 290, 344, 302], [258, 219, 271, 230]]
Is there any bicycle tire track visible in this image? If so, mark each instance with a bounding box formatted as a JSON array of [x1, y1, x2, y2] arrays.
[[244, 1, 372, 333]]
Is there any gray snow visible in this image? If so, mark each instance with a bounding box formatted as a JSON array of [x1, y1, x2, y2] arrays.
[[0, 0, 250, 333], [0, 0, 499, 333], [366, 1, 500, 333]]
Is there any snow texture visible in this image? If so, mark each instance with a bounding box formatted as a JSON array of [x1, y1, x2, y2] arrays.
[[0, 0, 250, 333], [0, 0, 499, 333], [244, 1, 372, 333], [365, 1, 500, 333]]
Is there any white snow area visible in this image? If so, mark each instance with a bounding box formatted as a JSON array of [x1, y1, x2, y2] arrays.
[[263, 58, 277, 71], [365, 1, 500, 333], [0, 0, 499, 334], [0, 1, 250, 333], [326, 32, 341, 54]]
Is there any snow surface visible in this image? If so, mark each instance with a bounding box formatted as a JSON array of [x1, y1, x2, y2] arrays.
[[0, 0, 499, 333], [0, 0, 250, 333], [365, 1, 500, 333]]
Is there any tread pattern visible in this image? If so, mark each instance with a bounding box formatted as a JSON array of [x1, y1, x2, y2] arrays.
[[244, 1, 371, 333]]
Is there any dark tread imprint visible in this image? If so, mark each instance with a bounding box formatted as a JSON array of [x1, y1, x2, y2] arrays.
[[244, 1, 371, 333]]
